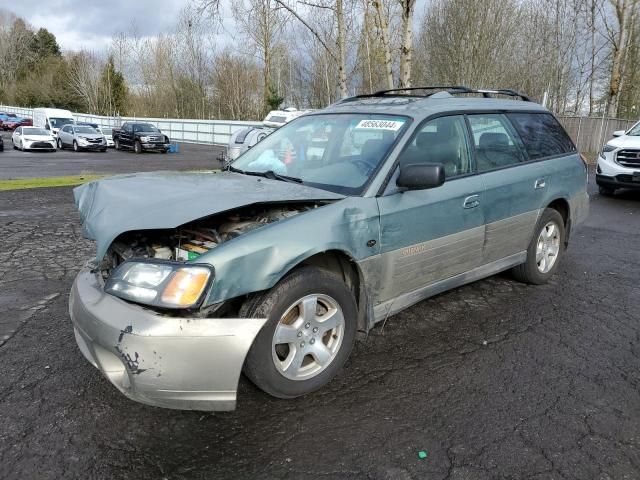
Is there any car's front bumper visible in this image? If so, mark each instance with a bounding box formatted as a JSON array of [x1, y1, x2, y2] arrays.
[[23, 140, 56, 150], [596, 173, 640, 190], [141, 142, 170, 151], [69, 269, 266, 411]]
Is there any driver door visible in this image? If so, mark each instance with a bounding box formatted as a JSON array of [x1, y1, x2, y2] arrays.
[[374, 115, 485, 304]]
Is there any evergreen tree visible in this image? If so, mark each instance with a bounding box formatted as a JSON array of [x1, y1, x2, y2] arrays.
[[100, 56, 128, 115]]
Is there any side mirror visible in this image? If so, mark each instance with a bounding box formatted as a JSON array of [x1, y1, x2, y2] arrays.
[[612, 130, 625, 137], [397, 163, 445, 190]]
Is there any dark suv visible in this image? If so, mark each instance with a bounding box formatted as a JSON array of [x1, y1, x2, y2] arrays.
[[112, 122, 170, 153]]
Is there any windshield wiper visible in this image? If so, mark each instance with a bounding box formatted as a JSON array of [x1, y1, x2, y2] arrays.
[[230, 167, 303, 184]]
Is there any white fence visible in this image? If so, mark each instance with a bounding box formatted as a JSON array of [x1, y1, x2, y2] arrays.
[[2, 104, 637, 152], [0, 105, 261, 146]]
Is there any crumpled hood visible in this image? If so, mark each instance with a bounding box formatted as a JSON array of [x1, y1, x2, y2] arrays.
[[74, 171, 344, 261]]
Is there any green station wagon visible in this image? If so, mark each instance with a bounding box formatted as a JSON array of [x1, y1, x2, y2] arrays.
[[70, 86, 589, 411]]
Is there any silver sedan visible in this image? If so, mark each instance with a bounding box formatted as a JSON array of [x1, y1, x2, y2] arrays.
[[57, 124, 107, 152]]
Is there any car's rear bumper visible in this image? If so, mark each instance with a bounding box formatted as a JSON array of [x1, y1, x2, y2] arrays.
[[596, 173, 640, 190], [69, 269, 266, 411]]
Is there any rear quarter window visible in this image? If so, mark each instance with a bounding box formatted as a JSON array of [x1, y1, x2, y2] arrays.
[[507, 113, 576, 159]]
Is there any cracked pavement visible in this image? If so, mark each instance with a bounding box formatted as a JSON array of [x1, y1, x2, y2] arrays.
[[0, 170, 638, 479]]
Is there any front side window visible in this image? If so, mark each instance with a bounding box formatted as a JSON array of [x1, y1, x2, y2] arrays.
[[232, 114, 409, 195], [468, 114, 526, 171], [507, 113, 575, 159], [397, 115, 472, 178]]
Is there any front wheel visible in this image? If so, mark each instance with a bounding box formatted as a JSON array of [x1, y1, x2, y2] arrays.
[[511, 208, 565, 285], [242, 266, 357, 398], [114, 138, 120, 150], [57, 138, 63, 149], [134, 140, 142, 154], [73, 141, 80, 152]]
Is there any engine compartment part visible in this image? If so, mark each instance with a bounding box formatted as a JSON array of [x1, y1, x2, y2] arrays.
[[102, 204, 318, 274]]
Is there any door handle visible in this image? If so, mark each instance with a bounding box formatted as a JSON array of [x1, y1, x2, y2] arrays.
[[534, 178, 546, 189], [463, 195, 480, 209]]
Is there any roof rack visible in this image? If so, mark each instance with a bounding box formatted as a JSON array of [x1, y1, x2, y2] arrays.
[[340, 86, 532, 103]]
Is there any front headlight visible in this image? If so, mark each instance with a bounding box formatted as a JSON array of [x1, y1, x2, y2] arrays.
[[140, 136, 151, 142], [600, 144, 616, 158], [104, 261, 213, 309]]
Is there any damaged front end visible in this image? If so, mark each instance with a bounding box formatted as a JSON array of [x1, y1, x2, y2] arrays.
[[69, 171, 348, 411]]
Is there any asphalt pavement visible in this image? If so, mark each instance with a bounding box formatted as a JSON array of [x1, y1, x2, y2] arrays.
[[0, 131, 222, 178], [0, 162, 638, 479]]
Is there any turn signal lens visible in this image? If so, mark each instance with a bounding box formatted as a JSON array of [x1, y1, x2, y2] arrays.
[[160, 267, 211, 307]]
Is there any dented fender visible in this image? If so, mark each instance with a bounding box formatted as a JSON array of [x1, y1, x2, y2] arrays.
[[198, 196, 381, 305]]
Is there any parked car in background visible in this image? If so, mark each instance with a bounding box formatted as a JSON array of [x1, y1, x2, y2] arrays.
[[33, 108, 74, 136], [70, 86, 588, 412], [3, 117, 32, 130], [0, 112, 19, 130], [224, 108, 312, 163], [57, 124, 107, 152], [12, 126, 56, 151], [112, 122, 170, 153], [77, 122, 114, 147], [596, 120, 640, 195]]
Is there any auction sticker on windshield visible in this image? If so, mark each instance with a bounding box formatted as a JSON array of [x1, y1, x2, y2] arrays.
[[355, 119, 405, 131]]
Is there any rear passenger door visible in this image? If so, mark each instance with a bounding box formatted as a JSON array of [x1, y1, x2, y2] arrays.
[[375, 115, 485, 304], [467, 113, 548, 264]]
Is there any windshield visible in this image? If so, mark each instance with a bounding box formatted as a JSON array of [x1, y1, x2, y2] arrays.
[[75, 126, 98, 134], [628, 122, 640, 136], [134, 124, 160, 133], [231, 113, 409, 194], [23, 128, 49, 135], [50, 117, 73, 128]]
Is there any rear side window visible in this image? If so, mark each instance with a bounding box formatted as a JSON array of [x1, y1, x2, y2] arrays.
[[507, 113, 576, 159], [467, 114, 526, 172]]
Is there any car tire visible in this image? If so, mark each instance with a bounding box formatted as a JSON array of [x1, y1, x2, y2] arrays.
[[511, 208, 565, 285], [100, 148, 107, 152], [242, 266, 357, 399], [598, 185, 615, 196], [73, 141, 80, 152], [161, 149, 167, 154], [12, 141, 17, 150], [57, 138, 63, 149], [114, 138, 120, 150], [134, 140, 142, 154]]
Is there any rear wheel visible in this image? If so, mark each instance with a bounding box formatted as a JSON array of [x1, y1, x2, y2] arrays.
[[242, 266, 357, 399], [511, 208, 565, 285], [134, 140, 142, 154]]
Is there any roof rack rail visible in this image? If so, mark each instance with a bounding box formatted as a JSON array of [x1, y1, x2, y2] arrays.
[[340, 86, 532, 102]]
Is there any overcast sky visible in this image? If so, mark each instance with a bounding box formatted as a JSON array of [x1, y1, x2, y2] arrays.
[[4, 0, 202, 51], [4, 0, 427, 53]]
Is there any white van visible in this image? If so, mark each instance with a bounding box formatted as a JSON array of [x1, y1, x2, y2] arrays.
[[32, 108, 75, 137]]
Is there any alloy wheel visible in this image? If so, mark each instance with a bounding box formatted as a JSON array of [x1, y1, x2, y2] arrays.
[[536, 221, 561, 273], [271, 294, 345, 381]]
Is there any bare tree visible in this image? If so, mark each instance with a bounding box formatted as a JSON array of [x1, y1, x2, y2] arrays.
[[273, 0, 348, 97]]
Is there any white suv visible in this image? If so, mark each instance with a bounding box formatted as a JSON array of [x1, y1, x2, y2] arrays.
[[596, 121, 640, 195]]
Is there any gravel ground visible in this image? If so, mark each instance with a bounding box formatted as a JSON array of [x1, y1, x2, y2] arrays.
[[0, 170, 638, 480]]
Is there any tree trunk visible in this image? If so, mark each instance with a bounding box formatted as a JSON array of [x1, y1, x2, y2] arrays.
[[336, 0, 347, 98], [398, 0, 416, 88], [372, 0, 394, 90]]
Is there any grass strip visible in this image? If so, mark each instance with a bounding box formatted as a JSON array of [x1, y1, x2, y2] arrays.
[[0, 175, 105, 191]]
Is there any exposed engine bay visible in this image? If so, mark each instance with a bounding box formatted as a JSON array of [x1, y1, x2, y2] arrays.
[[100, 203, 320, 276]]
